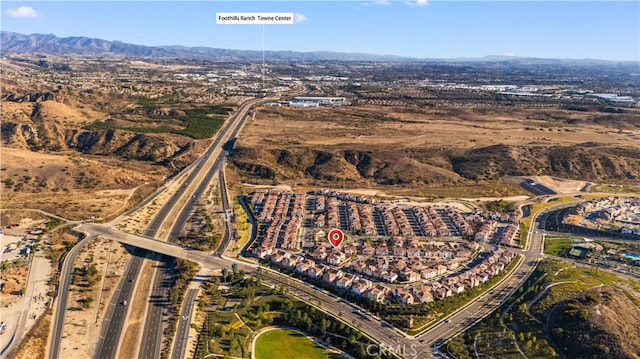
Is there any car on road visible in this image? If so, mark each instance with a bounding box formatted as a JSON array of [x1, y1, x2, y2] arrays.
[[444, 319, 451, 323], [121, 300, 127, 305]]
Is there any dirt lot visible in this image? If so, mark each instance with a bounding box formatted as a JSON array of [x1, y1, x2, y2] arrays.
[[0, 216, 50, 305], [533, 176, 589, 194], [0, 264, 28, 302], [0, 147, 161, 220], [231, 105, 640, 196], [9, 310, 52, 359], [241, 106, 640, 151]]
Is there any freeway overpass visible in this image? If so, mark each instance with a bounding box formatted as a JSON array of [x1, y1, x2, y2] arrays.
[[75, 223, 248, 272], [76, 195, 610, 359]]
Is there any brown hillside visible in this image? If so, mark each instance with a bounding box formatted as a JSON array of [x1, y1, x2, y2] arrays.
[[452, 144, 640, 181], [230, 146, 468, 187], [230, 105, 640, 190], [230, 143, 640, 187], [549, 286, 640, 359]]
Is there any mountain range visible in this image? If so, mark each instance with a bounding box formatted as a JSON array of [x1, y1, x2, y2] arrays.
[[1, 31, 629, 64], [0, 31, 413, 62]]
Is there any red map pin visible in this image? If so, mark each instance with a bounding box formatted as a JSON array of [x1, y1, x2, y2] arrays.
[[328, 228, 344, 248]]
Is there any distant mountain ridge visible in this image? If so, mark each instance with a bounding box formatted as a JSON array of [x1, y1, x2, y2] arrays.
[[1, 31, 632, 64], [0, 31, 413, 62]]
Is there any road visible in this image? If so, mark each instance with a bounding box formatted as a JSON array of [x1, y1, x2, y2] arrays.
[[48, 97, 617, 359], [136, 97, 265, 359], [137, 256, 173, 359], [47, 234, 94, 359], [95, 250, 145, 359], [520, 178, 557, 196], [215, 162, 233, 257], [49, 98, 267, 359], [171, 289, 199, 359]]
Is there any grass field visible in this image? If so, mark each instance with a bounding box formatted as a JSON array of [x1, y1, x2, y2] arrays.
[[592, 184, 640, 194], [543, 237, 573, 256], [530, 259, 620, 317], [255, 329, 328, 359]]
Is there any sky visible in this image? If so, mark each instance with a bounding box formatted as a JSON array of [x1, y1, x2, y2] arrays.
[[2, 1, 639, 61]]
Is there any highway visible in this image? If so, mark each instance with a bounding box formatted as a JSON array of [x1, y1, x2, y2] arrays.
[[215, 162, 233, 257], [65, 188, 584, 359], [171, 288, 199, 359], [136, 97, 264, 359], [95, 250, 145, 359], [48, 95, 615, 359], [49, 98, 266, 359]]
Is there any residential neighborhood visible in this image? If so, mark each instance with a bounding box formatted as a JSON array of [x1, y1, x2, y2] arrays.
[[249, 190, 518, 305], [565, 196, 640, 237]]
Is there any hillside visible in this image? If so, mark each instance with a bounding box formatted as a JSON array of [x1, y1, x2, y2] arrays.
[[549, 286, 640, 359], [0, 56, 227, 219], [231, 143, 640, 185], [447, 259, 640, 359], [1, 97, 198, 164], [0, 31, 411, 62], [452, 143, 640, 181], [229, 105, 640, 192]]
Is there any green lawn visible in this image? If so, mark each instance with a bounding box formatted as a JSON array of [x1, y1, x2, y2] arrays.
[[543, 237, 573, 256], [255, 329, 327, 359]]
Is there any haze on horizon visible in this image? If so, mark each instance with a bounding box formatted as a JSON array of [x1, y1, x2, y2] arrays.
[[2, 1, 639, 62]]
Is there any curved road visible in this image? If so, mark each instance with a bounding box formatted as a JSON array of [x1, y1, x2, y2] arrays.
[[49, 98, 267, 359], [49, 98, 618, 359], [74, 194, 569, 359]]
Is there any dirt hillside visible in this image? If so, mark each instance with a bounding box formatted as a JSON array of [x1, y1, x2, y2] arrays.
[[549, 286, 640, 359]]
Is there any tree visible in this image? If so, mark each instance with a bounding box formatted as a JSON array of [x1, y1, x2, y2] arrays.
[[81, 296, 94, 309], [518, 303, 527, 314], [87, 264, 98, 277], [359, 343, 367, 358], [349, 334, 356, 344]]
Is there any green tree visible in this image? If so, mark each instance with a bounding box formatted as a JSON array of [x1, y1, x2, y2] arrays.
[[87, 264, 98, 277]]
